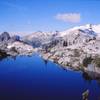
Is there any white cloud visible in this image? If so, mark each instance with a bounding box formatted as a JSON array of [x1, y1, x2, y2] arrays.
[[55, 13, 81, 23]]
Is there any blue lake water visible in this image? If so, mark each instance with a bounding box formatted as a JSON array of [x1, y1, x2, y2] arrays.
[[0, 54, 100, 100]]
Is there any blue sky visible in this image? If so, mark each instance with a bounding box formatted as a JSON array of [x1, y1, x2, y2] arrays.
[[0, 0, 100, 34]]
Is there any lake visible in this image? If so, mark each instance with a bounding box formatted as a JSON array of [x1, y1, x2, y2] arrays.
[[0, 54, 100, 100]]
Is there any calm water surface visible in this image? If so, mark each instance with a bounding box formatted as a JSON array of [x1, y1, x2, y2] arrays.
[[0, 54, 100, 100]]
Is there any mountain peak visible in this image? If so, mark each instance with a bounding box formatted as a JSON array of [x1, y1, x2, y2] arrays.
[[0, 32, 10, 42], [59, 24, 100, 37]]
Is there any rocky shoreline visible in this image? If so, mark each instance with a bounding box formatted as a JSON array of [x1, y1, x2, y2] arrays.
[[40, 40, 100, 74], [39, 25, 100, 74]]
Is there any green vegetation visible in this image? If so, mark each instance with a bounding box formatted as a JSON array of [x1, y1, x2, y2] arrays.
[[83, 56, 93, 67], [93, 57, 100, 68], [63, 41, 68, 46]]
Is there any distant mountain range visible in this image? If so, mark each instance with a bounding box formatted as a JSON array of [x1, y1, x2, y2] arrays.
[[21, 24, 100, 48], [1, 24, 100, 73], [1, 24, 100, 47], [0, 24, 100, 52]]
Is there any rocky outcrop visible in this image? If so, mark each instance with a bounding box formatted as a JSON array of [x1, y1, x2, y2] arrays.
[[9, 35, 20, 43], [0, 32, 10, 42], [7, 41, 34, 56], [0, 32, 34, 56]]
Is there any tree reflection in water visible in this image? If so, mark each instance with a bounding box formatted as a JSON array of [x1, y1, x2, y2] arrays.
[[0, 50, 18, 61], [82, 71, 100, 85], [43, 59, 48, 66]]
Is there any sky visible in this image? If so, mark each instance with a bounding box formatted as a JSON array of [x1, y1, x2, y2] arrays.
[[0, 0, 100, 35]]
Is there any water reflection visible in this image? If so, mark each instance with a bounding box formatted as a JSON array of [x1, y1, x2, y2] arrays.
[[0, 50, 9, 61], [0, 55, 17, 61], [82, 72, 93, 83], [82, 63, 100, 84], [57, 62, 100, 85], [43, 59, 48, 66], [10, 56, 16, 60], [82, 71, 100, 84]]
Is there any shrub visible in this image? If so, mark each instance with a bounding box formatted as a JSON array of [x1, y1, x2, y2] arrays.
[[63, 41, 68, 46], [83, 56, 93, 67], [11, 47, 18, 53], [93, 57, 100, 68]]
